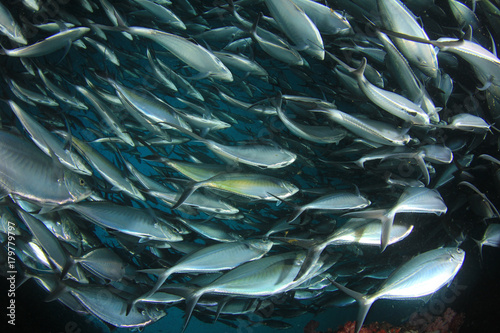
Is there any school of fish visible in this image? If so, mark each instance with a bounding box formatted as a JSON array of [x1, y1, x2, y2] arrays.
[[1, 0, 500, 332]]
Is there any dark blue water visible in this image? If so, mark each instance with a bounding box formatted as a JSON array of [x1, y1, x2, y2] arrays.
[[2, 1, 500, 332]]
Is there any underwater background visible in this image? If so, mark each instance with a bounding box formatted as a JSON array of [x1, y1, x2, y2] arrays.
[[1, 0, 500, 332]]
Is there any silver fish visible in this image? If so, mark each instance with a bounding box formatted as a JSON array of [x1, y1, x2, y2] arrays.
[[0, 27, 90, 57], [0, 130, 91, 210], [0, 2, 27, 44], [66, 201, 181, 243], [126, 27, 233, 82], [331, 247, 465, 333], [265, 0, 324, 60], [8, 100, 92, 176], [315, 108, 412, 146], [132, 239, 273, 309]]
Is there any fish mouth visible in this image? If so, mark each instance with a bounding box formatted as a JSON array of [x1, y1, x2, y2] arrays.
[[420, 63, 439, 79]]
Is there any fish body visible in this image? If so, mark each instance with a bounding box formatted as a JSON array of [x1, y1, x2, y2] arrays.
[[0, 130, 91, 209], [127, 27, 233, 82], [172, 173, 299, 209], [9, 100, 92, 176], [0, 2, 27, 44], [317, 108, 411, 146], [67, 201, 181, 242], [377, 0, 438, 78], [1, 27, 90, 57], [265, 0, 324, 60], [331, 247, 465, 333]]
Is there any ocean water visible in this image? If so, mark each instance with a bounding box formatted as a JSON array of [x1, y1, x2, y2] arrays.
[[1, 1, 500, 333]]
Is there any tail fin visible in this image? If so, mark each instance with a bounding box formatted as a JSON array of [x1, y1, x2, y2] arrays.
[[294, 243, 327, 282], [250, 12, 263, 38], [350, 57, 367, 78], [179, 289, 205, 333], [328, 278, 376, 333], [342, 209, 394, 252], [473, 238, 484, 262], [287, 207, 306, 223], [172, 182, 202, 209]]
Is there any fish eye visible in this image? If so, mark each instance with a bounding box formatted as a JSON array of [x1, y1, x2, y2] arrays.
[[79, 178, 86, 186]]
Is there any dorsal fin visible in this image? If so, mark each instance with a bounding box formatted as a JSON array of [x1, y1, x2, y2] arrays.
[[464, 25, 473, 41], [350, 57, 367, 78]]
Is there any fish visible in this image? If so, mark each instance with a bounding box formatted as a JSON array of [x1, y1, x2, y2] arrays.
[[0, 130, 91, 211], [313, 108, 412, 146], [7, 78, 59, 107], [4, 1, 499, 331], [67, 283, 166, 328], [0, 27, 90, 57], [83, 37, 120, 66], [66, 201, 182, 243], [133, 0, 186, 30], [344, 187, 447, 251], [0, 3, 27, 44], [17, 209, 89, 283], [172, 251, 307, 332], [75, 85, 135, 146], [350, 58, 430, 125], [37, 69, 88, 110], [330, 247, 465, 333], [377, 0, 439, 78], [72, 247, 127, 281], [264, 0, 325, 60], [171, 172, 299, 209], [125, 27, 233, 82], [55, 131, 145, 201], [474, 224, 500, 259], [289, 0, 352, 35], [166, 123, 297, 169], [285, 191, 371, 223], [131, 239, 273, 311], [8, 100, 92, 176], [276, 101, 347, 144]]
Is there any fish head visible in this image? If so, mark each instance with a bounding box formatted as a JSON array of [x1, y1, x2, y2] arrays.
[[212, 57, 234, 82], [359, 196, 371, 209], [248, 239, 274, 253], [12, 28, 27, 45], [308, 47, 326, 61], [415, 54, 439, 79], [145, 306, 167, 322], [60, 213, 83, 245], [401, 133, 412, 145], [213, 71, 234, 82], [412, 110, 431, 126], [64, 171, 93, 203], [281, 181, 300, 198], [328, 11, 352, 35], [67, 152, 93, 176], [159, 223, 183, 242], [450, 247, 466, 263]]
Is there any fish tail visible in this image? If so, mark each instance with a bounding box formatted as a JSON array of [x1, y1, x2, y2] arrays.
[[342, 208, 393, 251], [0, 41, 6, 55], [287, 207, 306, 223], [126, 268, 172, 315], [172, 182, 201, 209], [250, 12, 263, 38], [350, 57, 367, 77], [294, 244, 326, 282], [182, 289, 204, 333], [472, 238, 484, 261], [380, 212, 395, 253], [328, 278, 375, 333]]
